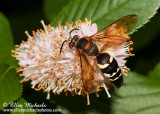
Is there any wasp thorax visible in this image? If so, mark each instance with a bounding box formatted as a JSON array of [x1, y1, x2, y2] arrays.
[[69, 35, 80, 49]]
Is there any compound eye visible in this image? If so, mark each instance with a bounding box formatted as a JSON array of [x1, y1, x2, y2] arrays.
[[69, 35, 80, 48]]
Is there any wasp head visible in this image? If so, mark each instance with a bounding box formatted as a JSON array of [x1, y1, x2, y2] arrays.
[[69, 35, 80, 49]]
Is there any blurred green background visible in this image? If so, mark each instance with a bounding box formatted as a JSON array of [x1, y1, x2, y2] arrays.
[[0, 0, 160, 114]]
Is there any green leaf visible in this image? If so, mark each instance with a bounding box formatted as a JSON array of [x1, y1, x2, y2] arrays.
[[56, 105, 72, 114], [44, 0, 69, 21], [112, 63, 160, 114], [51, 0, 160, 32], [10, 97, 37, 114], [0, 12, 17, 66], [148, 63, 160, 79], [0, 64, 23, 110]]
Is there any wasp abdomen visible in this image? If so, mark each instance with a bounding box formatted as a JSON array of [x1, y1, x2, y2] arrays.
[[76, 38, 99, 56], [96, 53, 123, 88]]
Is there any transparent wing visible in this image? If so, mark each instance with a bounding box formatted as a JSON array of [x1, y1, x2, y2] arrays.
[[90, 15, 138, 46], [79, 51, 102, 94]]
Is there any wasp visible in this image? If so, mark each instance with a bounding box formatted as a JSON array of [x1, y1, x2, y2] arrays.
[[60, 15, 138, 101]]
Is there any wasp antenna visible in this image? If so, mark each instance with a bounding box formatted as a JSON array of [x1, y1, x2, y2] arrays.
[[69, 28, 79, 36], [87, 93, 90, 105], [59, 40, 67, 55], [102, 83, 111, 98]]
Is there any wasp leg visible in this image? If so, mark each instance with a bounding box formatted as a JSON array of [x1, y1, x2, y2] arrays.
[[96, 92, 99, 97], [100, 44, 108, 52], [73, 54, 80, 64], [87, 93, 90, 105], [102, 83, 111, 98], [92, 61, 96, 68]]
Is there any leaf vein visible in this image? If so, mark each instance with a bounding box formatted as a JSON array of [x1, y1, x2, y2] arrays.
[[90, 0, 101, 19], [0, 67, 12, 82]]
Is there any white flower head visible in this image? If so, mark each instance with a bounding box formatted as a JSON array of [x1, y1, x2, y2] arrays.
[[12, 18, 133, 100]]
